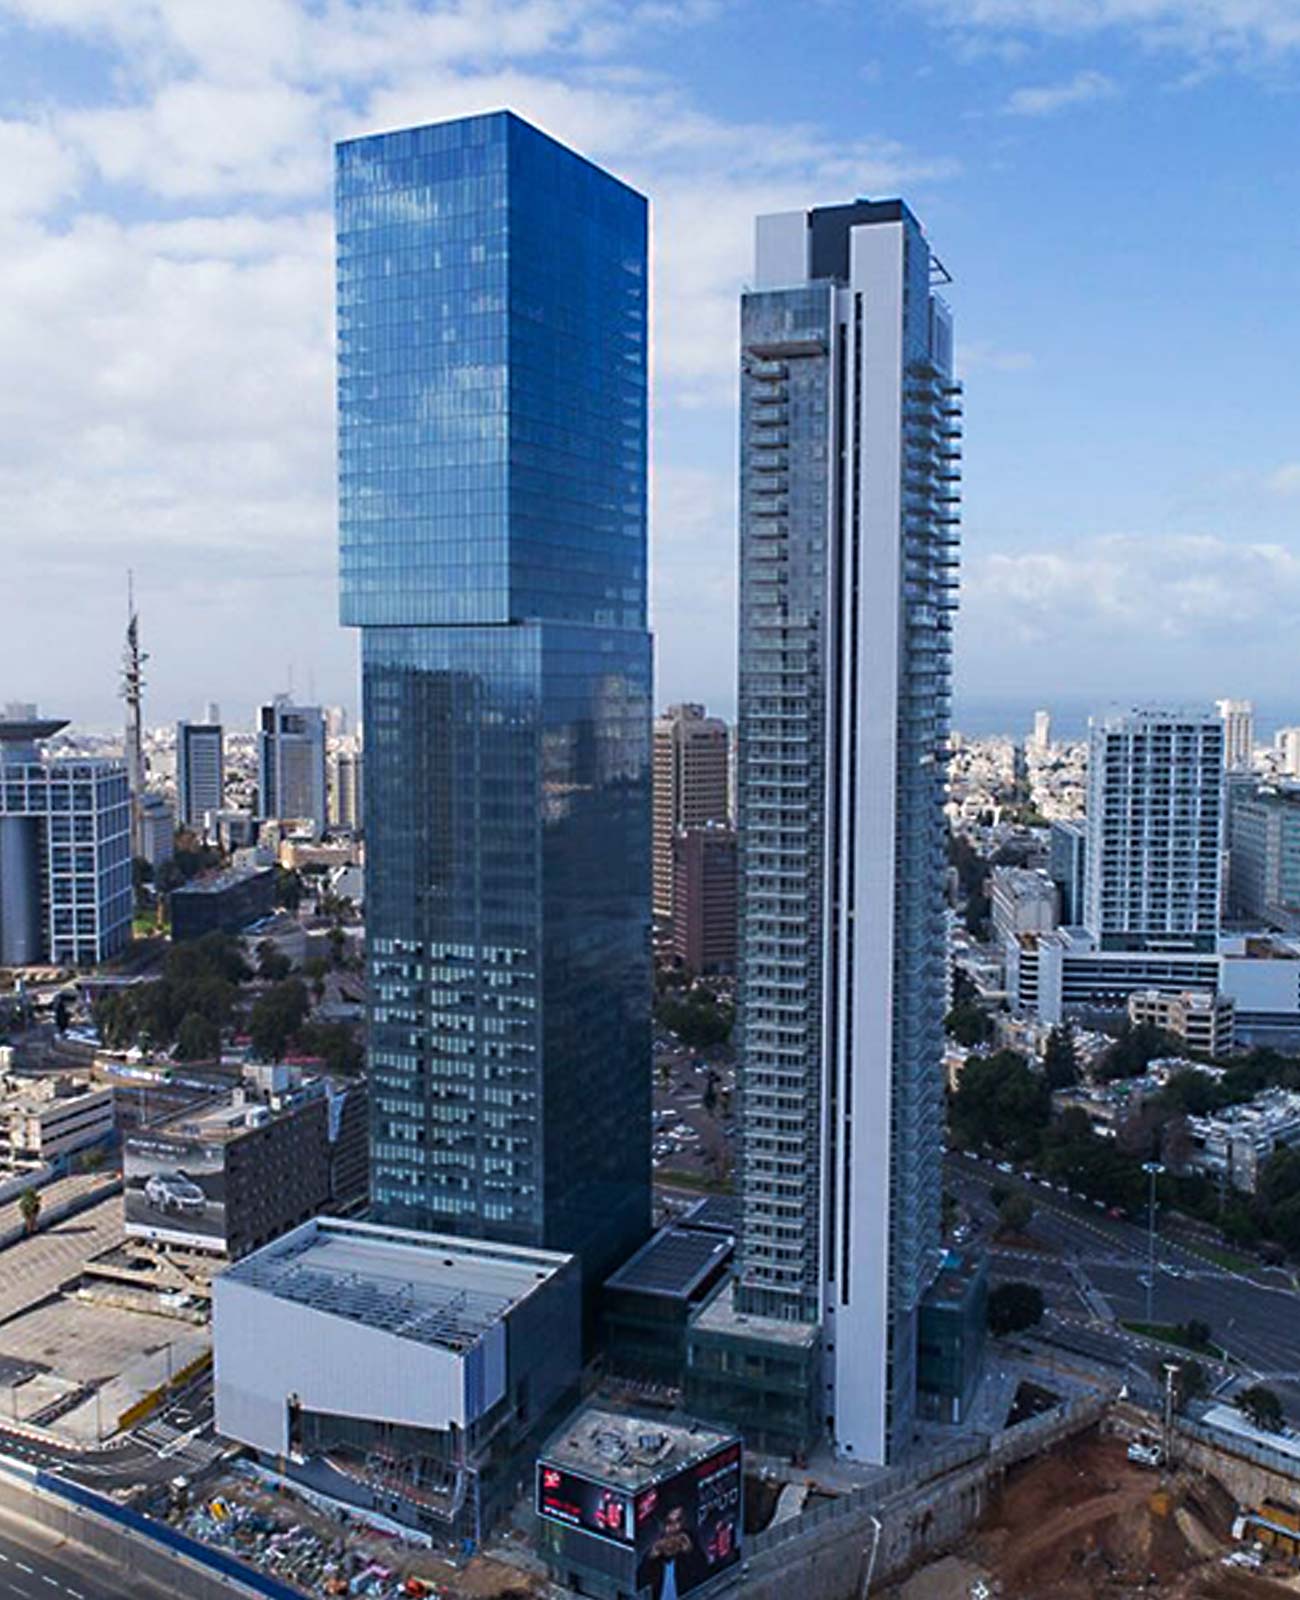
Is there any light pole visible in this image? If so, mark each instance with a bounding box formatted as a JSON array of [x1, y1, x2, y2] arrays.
[[1162, 1362, 1180, 1470], [1142, 1161, 1164, 1327]]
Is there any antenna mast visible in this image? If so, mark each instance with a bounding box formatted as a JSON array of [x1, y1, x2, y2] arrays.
[[121, 572, 148, 862]]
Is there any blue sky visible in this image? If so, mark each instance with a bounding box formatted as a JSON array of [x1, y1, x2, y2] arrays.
[[0, 0, 1297, 734]]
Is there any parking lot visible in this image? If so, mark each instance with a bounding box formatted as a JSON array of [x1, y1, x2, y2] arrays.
[[652, 1035, 735, 1186]]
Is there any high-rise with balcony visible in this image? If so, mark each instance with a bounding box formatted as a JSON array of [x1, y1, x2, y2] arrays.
[[652, 703, 731, 924], [336, 112, 651, 1293], [688, 200, 960, 1465], [1216, 698, 1254, 772], [1083, 709, 1225, 952]]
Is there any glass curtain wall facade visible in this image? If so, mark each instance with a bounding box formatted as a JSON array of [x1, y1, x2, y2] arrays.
[[719, 200, 958, 1465], [337, 112, 651, 1292]]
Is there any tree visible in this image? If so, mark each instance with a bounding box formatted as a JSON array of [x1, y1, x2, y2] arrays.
[[53, 993, 71, 1036], [274, 867, 303, 912], [654, 994, 733, 1051], [1236, 1384, 1285, 1434], [945, 1003, 993, 1049], [997, 1192, 1034, 1236], [304, 956, 329, 1002], [1042, 1024, 1079, 1090], [257, 939, 293, 982], [296, 1021, 364, 1076], [949, 1050, 1050, 1159], [18, 1187, 40, 1236], [1096, 1020, 1178, 1082], [1172, 1359, 1209, 1412], [987, 1281, 1045, 1337], [248, 978, 310, 1063], [1180, 1319, 1213, 1352], [175, 1012, 220, 1062]]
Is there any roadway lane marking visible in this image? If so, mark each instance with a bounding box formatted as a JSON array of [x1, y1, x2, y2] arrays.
[[41, 1578, 58, 1589], [15, 1563, 33, 1574]]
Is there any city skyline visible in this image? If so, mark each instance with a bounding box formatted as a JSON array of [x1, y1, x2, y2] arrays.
[[3, 1, 1299, 722]]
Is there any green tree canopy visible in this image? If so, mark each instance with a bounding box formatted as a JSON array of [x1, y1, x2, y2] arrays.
[[1042, 1024, 1079, 1090], [949, 1050, 1050, 1159], [1237, 1384, 1285, 1434], [988, 1281, 1045, 1337], [248, 978, 311, 1063]]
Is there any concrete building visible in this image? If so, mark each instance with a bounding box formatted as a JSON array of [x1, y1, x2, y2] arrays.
[[257, 698, 327, 838], [1275, 728, 1300, 780], [1229, 785, 1300, 933], [337, 112, 651, 1294], [989, 866, 1058, 945], [176, 721, 224, 833], [327, 740, 363, 832], [169, 864, 277, 942], [1049, 818, 1087, 926], [138, 792, 174, 869], [1217, 698, 1255, 772], [535, 1407, 742, 1600], [1083, 709, 1225, 953], [124, 1071, 368, 1258], [689, 198, 960, 1465], [0, 1073, 115, 1163], [1127, 988, 1236, 1057], [1031, 709, 1051, 753], [1182, 1089, 1300, 1194], [653, 704, 730, 925], [214, 1217, 581, 1539], [671, 825, 738, 975], [0, 710, 132, 967], [1008, 926, 1300, 1042]]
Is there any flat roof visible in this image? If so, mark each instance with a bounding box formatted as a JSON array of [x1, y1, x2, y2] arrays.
[[605, 1224, 731, 1301], [221, 1216, 572, 1355], [690, 1284, 819, 1349], [541, 1405, 738, 1492], [172, 864, 275, 897]]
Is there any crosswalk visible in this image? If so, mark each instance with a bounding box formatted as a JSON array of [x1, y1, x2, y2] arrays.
[[133, 1417, 224, 1473]]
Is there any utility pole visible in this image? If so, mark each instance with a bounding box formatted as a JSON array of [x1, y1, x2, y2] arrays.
[[1162, 1362, 1180, 1470], [1142, 1160, 1164, 1326], [121, 572, 148, 864]]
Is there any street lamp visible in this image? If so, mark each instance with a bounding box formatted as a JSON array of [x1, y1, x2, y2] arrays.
[[1142, 1161, 1165, 1327], [1162, 1362, 1180, 1471]]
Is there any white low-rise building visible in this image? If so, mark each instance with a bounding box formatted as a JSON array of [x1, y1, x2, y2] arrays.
[[1183, 1090, 1300, 1194], [0, 1074, 115, 1162], [214, 1216, 581, 1539]]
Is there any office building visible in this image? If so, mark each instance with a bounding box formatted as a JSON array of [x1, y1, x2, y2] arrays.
[[916, 1250, 988, 1426], [0, 710, 132, 967], [1276, 728, 1300, 779], [125, 1069, 368, 1258], [337, 112, 651, 1291], [535, 1408, 742, 1600], [176, 721, 225, 832], [1083, 709, 1224, 953], [138, 792, 174, 868], [328, 740, 363, 832], [1049, 818, 1087, 926], [1127, 988, 1236, 1057], [1217, 698, 1254, 772], [989, 866, 1058, 945], [653, 704, 730, 924], [671, 824, 738, 974], [215, 1217, 579, 1539], [0, 1073, 115, 1164], [257, 698, 327, 838], [169, 864, 277, 942], [688, 199, 960, 1464], [1030, 709, 1051, 752], [1229, 785, 1300, 933]]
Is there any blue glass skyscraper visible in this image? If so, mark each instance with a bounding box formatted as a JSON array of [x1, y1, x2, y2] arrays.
[[336, 111, 652, 1291]]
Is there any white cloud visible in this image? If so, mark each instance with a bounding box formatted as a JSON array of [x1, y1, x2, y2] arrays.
[[1268, 462, 1300, 494], [1003, 68, 1119, 114], [913, 0, 1300, 58], [0, 119, 81, 216], [958, 338, 1036, 373], [963, 532, 1300, 643]]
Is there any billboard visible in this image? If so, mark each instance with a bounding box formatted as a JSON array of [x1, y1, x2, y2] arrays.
[[536, 1464, 634, 1545], [633, 1444, 742, 1600], [124, 1131, 228, 1252], [536, 1441, 742, 1598]]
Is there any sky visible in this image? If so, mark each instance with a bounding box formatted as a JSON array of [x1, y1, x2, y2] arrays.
[[1, 0, 1298, 736]]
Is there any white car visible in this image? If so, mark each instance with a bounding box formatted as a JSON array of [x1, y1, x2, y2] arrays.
[[144, 1170, 206, 1216]]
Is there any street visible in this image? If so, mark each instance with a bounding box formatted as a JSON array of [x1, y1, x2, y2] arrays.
[[948, 1153, 1300, 1412], [0, 1507, 171, 1600]]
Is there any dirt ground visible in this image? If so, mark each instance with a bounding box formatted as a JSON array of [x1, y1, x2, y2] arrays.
[[884, 1430, 1300, 1600]]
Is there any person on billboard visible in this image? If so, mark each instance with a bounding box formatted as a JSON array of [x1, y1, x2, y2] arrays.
[[636, 1497, 708, 1600]]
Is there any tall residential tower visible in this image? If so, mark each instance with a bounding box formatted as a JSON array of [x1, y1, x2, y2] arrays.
[[336, 112, 652, 1291], [690, 200, 960, 1464], [652, 703, 731, 924]]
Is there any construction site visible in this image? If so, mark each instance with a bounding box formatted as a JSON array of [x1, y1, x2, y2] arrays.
[[887, 1426, 1300, 1600]]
